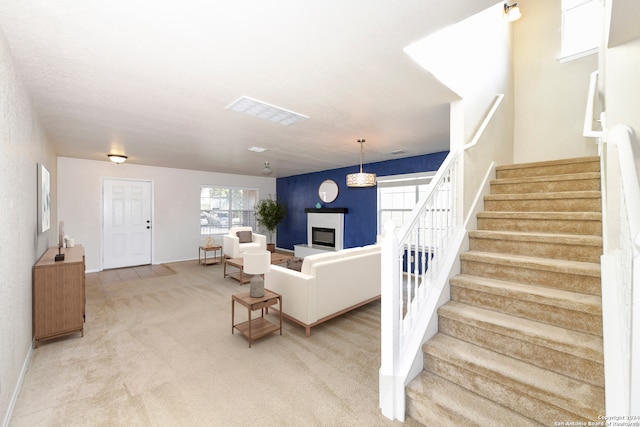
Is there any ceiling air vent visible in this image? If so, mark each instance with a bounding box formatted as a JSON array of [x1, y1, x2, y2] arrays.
[[226, 96, 309, 126]]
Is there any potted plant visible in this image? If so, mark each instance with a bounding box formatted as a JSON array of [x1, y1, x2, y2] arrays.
[[254, 195, 287, 252]]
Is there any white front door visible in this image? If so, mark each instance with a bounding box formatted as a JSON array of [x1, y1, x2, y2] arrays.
[[103, 179, 152, 269]]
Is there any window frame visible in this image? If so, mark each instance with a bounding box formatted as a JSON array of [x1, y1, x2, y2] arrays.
[[559, 0, 600, 63], [200, 185, 259, 236], [377, 171, 436, 235]]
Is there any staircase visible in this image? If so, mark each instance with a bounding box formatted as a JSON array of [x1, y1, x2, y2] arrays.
[[405, 157, 605, 426]]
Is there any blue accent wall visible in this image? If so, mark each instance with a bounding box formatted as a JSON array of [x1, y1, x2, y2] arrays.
[[276, 151, 448, 250]]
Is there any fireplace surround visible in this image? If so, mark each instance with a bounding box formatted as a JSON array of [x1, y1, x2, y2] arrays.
[[294, 208, 348, 258]]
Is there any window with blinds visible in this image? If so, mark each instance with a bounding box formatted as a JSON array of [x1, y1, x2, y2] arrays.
[[200, 186, 258, 235]]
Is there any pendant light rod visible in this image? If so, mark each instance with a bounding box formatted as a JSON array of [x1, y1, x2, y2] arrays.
[[346, 138, 376, 187]]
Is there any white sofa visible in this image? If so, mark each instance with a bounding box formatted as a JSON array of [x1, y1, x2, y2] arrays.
[[264, 244, 381, 336], [223, 226, 267, 259]]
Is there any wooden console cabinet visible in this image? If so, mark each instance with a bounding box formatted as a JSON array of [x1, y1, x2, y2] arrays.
[[33, 246, 85, 348]]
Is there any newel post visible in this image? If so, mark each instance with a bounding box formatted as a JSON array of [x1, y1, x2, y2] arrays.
[[379, 220, 404, 421]]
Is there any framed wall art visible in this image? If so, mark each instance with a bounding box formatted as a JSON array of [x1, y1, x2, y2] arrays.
[[38, 163, 50, 233]]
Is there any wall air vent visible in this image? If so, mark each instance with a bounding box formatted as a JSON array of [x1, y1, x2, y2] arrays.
[[389, 149, 407, 155], [226, 96, 309, 126]]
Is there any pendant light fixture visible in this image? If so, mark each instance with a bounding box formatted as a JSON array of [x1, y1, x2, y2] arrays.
[[346, 139, 376, 187], [261, 161, 273, 175]]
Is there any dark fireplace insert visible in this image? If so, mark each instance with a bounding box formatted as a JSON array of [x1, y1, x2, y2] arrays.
[[312, 227, 336, 248]]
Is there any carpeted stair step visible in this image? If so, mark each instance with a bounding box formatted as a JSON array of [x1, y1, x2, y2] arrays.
[[406, 371, 543, 426], [405, 156, 605, 424], [495, 156, 600, 179], [490, 172, 600, 194], [468, 230, 602, 263], [438, 301, 604, 386], [484, 191, 601, 212], [450, 274, 602, 336], [422, 334, 605, 424], [460, 250, 601, 296], [476, 211, 602, 236]]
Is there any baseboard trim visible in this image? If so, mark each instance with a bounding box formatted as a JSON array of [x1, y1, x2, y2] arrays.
[[2, 342, 33, 427]]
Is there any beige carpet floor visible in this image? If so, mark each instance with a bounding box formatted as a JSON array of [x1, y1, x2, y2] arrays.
[[11, 260, 408, 427], [86, 264, 175, 285]]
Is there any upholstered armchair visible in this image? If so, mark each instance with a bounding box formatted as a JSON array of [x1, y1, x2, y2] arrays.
[[223, 226, 267, 259]]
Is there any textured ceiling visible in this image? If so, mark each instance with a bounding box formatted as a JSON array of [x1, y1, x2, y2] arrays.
[[0, 0, 499, 177]]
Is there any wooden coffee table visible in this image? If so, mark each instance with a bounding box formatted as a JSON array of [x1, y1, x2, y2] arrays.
[[269, 252, 293, 266], [224, 253, 293, 284], [232, 289, 282, 348]]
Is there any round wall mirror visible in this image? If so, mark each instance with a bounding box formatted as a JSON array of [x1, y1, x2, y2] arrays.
[[318, 179, 339, 203]]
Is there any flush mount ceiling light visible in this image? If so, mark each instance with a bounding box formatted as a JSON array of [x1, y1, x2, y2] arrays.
[[226, 96, 309, 126], [247, 146, 267, 153], [261, 161, 273, 176], [346, 139, 376, 188], [107, 154, 128, 164], [504, 3, 521, 22]]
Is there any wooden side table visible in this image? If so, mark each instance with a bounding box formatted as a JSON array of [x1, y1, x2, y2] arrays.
[[232, 290, 282, 347], [224, 257, 250, 284], [199, 245, 222, 265]]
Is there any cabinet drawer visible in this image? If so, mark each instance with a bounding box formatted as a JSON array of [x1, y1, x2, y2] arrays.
[[253, 298, 277, 310]]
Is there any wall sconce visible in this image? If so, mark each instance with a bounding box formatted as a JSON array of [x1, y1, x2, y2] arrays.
[[346, 139, 376, 187], [504, 3, 521, 22], [107, 154, 128, 164]]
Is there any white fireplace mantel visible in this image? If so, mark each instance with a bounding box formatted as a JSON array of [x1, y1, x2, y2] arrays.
[[294, 208, 348, 258]]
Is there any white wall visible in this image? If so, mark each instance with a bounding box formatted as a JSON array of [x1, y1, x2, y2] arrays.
[[513, 0, 599, 162], [454, 4, 514, 218], [405, 3, 514, 219], [57, 157, 276, 272], [605, 36, 640, 172], [405, 3, 512, 144], [431, 3, 514, 218], [0, 30, 57, 425]]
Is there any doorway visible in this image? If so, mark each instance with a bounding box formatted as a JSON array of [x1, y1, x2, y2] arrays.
[[103, 179, 152, 269]]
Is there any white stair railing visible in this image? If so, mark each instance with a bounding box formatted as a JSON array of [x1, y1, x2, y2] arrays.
[[600, 124, 640, 416], [584, 70, 605, 138], [380, 93, 504, 421], [379, 149, 462, 421], [582, 67, 639, 416]]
